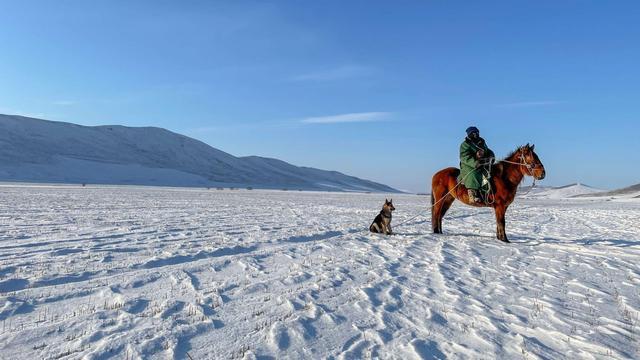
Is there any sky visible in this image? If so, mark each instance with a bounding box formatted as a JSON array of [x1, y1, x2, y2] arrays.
[[0, 1, 638, 193]]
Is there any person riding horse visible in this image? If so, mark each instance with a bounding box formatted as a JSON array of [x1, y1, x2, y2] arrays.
[[459, 126, 495, 203]]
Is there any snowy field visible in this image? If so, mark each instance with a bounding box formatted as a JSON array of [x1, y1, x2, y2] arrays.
[[1, 185, 639, 359]]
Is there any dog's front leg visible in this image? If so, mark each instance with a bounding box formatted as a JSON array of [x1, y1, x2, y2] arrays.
[[387, 225, 393, 235]]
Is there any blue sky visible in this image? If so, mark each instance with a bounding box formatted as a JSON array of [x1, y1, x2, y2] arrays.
[[1, 1, 638, 192]]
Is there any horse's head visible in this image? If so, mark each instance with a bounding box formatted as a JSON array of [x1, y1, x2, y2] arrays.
[[518, 144, 546, 180]]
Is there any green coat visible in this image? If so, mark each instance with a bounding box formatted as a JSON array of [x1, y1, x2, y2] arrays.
[[459, 137, 495, 190]]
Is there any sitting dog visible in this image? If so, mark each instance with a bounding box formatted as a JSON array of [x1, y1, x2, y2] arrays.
[[369, 199, 395, 235]]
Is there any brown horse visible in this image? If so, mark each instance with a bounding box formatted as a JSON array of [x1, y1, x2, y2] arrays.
[[431, 144, 546, 242]]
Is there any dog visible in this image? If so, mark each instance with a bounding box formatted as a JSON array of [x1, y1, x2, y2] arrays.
[[369, 199, 395, 235]]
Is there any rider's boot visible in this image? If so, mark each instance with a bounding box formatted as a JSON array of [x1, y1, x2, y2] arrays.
[[468, 189, 482, 204]]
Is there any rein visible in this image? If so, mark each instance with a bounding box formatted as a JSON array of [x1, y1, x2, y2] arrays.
[[500, 152, 536, 176], [395, 165, 482, 228], [500, 153, 538, 196], [395, 150, 540, 230]]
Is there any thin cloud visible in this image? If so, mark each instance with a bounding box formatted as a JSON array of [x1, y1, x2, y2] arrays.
[[52, 100, 76, 106], [301, 112, 391, 124], [291, 65, 374, 82], [183, 120, 290, 134], [496, 100, 565, 108]]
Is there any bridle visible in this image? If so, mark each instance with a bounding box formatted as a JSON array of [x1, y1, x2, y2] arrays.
[[499, 150, 543, 196], [501, 151, 538, 177]]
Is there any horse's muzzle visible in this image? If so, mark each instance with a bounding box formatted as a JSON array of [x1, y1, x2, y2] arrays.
[[538, 170, 546, 180]]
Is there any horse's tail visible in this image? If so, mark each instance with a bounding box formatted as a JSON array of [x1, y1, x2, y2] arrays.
[[430, 192, 435, 208]]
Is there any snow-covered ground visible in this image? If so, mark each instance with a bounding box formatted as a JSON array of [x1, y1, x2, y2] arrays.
[[1, 184, 639, 359]]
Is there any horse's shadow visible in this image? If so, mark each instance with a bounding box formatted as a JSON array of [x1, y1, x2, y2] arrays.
[[385, 229, 639, 248], [439, 232, 556, 246], [508, 235, 640, 248], [573, 237, 640, 248], [450, 233, 640, 248]]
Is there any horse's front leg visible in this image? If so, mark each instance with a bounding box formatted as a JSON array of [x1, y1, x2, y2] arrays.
[[494, 205, 509, 243]]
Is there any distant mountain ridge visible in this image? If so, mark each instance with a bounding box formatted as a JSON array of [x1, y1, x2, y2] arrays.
[[521, 183, 603, 199], [0, 114, 400, 192], [574, 183, 640, 198]]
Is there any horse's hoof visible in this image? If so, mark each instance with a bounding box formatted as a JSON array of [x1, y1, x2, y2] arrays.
[[499, 238, 510, 243]]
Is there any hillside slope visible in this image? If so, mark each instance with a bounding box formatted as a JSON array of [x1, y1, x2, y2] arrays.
[[0, 114, 399, 192]]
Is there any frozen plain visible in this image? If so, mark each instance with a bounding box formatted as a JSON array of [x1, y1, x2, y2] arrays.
[[0, 184, 639, 359]]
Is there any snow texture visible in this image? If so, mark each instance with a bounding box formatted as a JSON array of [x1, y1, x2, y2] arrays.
[[0, 184, 639, 359], [0, 114, 399, 193]]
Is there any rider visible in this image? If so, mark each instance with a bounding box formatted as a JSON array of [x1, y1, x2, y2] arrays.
[[459, 126, 495, 203]]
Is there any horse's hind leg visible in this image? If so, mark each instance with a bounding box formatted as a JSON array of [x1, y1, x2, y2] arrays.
[[440, 195, 455, 219], [435, 194, 455, 234], [432, 188, 452, 234], [431, 193, 442, 233]]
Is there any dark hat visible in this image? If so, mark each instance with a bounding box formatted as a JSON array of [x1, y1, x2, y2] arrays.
[[466, 126, 479, 136]]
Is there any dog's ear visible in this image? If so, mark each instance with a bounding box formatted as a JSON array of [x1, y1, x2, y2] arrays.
[[385, 198, 388, 203], [389, 198, 393, 203]]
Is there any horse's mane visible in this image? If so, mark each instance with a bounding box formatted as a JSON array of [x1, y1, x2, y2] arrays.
[[501, 145, 528, 162], [493, 145, 528, 178]]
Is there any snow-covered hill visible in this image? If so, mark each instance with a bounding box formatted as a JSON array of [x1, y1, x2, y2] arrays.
[[0, 114, 399, 192], [575, 183, 640, 199], [522, 183, 603, 199]]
